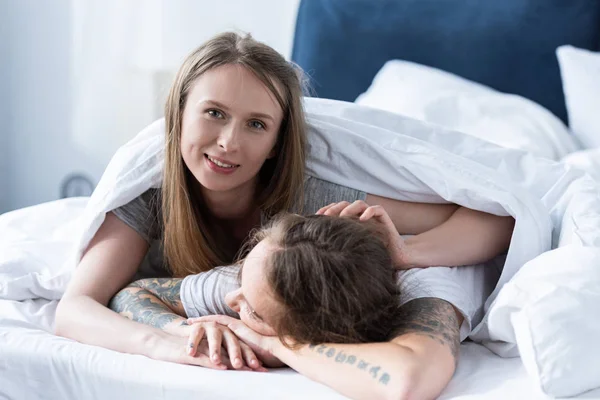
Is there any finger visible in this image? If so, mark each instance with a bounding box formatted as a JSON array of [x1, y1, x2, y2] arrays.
[[322, 201, 351, 216], [187, 324, 205, 356], [339, 200, 369, 218], [184, 351, 226, 370], [367, 205, 398, 232], [206, 323, 224, 365], [188, 315, 237, 325], [316, 203, 337, 215], [240, 342, 268, 372], [222, 329, 245, 369], [200, 340, 234, 369], [359, 205, 377, 221]]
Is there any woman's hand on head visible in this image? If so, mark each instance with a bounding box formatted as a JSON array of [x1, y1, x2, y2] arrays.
[[188, 315, 286, 368], [183, 319, 268, 372], [316, 200, 414, 269]]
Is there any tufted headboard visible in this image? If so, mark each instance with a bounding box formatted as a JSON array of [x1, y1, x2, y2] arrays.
[[291, 0, 600, 124]]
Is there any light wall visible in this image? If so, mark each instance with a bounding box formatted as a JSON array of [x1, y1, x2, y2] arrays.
[[2, 0, 103, 213], [0, 0, 10, 213], [1, 0, 301, 213]]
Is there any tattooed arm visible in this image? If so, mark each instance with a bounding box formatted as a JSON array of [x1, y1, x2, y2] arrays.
[[109, 278, 190, 336], [271, 297, 462, 400]]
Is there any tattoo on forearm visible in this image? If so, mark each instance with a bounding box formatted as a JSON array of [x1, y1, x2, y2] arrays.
[[129, 278, 183, 310], [108, 288, 185, 330], [394, 297, 460, 362], [308, 344, 391, 386]]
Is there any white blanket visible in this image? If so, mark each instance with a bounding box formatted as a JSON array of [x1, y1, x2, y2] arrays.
[[2, 98, 600, 396]]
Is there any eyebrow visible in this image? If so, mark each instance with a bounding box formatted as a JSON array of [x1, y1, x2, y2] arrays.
[[201, 100, 275, 122]]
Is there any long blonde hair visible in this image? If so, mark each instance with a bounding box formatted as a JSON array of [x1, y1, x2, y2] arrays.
[[162, 32, 307, 277]]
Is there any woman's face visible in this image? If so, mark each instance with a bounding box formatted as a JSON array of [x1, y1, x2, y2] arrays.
[[225, 239, 281, 336], [180, 64, 284, 197]]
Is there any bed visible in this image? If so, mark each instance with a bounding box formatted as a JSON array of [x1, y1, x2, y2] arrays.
[[1, 197, 598, 400], [2, 1, 600, 399]]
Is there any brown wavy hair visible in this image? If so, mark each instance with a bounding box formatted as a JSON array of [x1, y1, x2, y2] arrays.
[[244, 213, 402, 347], [162, 32, 307, 277]]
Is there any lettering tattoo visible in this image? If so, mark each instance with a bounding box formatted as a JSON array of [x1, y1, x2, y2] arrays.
[[308, 347, 390, 386], [394, 297, 461, 362], [108, 278, 186, 331], [304, 298, 460, 387]]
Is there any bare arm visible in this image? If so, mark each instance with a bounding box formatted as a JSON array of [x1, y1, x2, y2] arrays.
[[54, 212, 163, 355], [272, 298, 461, 400], [366, 194, 515, 267]]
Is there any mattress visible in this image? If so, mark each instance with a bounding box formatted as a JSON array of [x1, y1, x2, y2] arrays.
[[3, 295, 596, 400]]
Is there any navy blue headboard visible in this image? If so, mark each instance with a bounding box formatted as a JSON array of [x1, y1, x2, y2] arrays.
[[291, 0, 600, 124]]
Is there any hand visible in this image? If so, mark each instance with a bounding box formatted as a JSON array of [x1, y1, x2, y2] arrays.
[[149, 331, 232, 370], [316, 200, 413, 269], [182, 320, 268, 372], [188, 315, 286, 368]]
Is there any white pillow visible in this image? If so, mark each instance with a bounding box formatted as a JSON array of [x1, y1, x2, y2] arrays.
[[494, 246, 600, 397], [355, 60, 580, 160], [557, 45, 600, 149]]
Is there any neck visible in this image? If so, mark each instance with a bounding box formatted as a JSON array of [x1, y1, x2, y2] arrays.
[[201, 179, 260, 222]]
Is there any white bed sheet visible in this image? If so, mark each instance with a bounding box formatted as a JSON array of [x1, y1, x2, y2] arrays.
[[3, 297, 598, 400]]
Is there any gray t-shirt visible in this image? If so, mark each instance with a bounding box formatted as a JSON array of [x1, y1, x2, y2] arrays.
[[111, 176, 367, 278]]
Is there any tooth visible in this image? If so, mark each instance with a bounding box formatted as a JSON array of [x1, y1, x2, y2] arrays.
[[209, 156, 235, 168]]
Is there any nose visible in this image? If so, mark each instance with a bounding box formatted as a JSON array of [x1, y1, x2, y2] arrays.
[[217, 123, 240, 152], [225, 288, 243, 313]]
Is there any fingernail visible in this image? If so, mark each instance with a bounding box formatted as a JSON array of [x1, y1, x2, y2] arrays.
[[212, 354, 219, 362], [187, 348, 194, 356]]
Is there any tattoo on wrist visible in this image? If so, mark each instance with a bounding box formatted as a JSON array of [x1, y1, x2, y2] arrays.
[[308, 344, 391, 386]]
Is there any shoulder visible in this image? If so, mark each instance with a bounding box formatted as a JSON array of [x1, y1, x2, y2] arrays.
[[111, 188, 163, 242], [392, 297, 462, 360]]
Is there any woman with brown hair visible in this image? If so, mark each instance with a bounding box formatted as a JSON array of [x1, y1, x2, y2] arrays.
[[55, 32, 514, 400]]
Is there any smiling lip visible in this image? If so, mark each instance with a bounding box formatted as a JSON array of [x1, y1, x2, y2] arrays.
[[205, 154, 239, 166], [204, 154, 239, 175]]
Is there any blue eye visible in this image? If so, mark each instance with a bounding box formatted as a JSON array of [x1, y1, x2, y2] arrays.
[[249, 120, 266, 130], [207, 109, 224, 119]]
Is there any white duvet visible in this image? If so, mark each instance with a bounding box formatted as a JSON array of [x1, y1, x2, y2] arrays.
[[1, 98, 600, 397]]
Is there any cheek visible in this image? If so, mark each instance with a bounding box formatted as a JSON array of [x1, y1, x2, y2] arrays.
[[181, 119, 217, 154], [245, 133, 278, 161]]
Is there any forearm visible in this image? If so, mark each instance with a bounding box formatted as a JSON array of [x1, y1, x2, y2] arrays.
[[405, 207, 515, 267], [55, 295, 164, 356], [108, 287, 189, 336], [274, 342, 417, 400], [272, 298, 461, 400]]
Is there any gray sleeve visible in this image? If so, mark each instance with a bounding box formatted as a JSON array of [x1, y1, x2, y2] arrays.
[[301, 176, 367, 215], [111, 189, 162, 243], [180, 266, 241, 318]]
